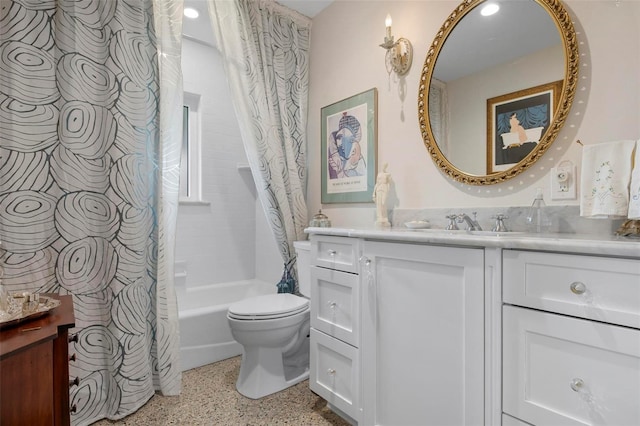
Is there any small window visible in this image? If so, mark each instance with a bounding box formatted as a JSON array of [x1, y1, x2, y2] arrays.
[[180, 92, 202, 201]]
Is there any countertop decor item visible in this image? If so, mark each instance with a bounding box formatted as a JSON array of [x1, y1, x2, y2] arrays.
[[373, 164, 391, 227], [616, 219, 640, 237], [310, 210, 331, 227], [404, 220, 430, 229], [526, 188, 552, 233], [0, 293, 61, 330]]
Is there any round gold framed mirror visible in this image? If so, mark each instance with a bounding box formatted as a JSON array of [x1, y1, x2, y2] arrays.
[[418, 0, 579, 185]]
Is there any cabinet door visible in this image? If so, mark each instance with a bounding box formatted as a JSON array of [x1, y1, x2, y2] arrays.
[[503, 305, 640, 426], [361, 241, 485, 426]]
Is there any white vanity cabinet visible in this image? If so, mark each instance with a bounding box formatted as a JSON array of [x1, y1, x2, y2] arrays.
[[309, 235, 362, 423], [307, 227, 640, 426], [502, 250, 640, 426], [360, 240, 486, 426]]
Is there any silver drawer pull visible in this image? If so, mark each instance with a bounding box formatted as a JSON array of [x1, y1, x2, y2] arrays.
[[327, 368, 336, 376], [570, 378, 584, 392], [570, 281, 586, 295], [328, 249, 336, 256], [327, 301, 337, 309]]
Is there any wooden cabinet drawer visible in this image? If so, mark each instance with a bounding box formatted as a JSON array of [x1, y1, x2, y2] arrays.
[[503, 250, 640, 328], [503, 305, 640, 426], [310, 329, 359, 421], [311, 235, 361, 274], [311, 266, 359, 347]]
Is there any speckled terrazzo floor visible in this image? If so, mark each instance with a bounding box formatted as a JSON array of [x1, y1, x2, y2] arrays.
[[92, 356, 351, 425]]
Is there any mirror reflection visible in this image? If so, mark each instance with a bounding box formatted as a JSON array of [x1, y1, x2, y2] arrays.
[[420, 0, 577, 184]]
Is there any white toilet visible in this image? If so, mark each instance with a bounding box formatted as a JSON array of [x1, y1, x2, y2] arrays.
[[227, 240, 311, 399]]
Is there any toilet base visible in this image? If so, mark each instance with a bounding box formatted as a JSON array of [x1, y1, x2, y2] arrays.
[[236, 345, 310, 399]]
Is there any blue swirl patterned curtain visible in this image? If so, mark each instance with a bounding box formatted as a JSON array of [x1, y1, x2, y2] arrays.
[[0, 0, 183, 424], [208, 0, 310, 292]]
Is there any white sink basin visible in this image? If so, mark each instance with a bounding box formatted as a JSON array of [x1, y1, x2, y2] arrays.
[[468, 230, 525, 237], [406, 228, 524, 237]]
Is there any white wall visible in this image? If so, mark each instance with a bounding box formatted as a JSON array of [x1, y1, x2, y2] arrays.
[[307, 0, 640, 228], [176, 38, 281, 290]]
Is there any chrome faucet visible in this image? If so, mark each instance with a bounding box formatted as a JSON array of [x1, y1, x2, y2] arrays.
[[491, 214, 509, 232], [445, 214, 459, 230], [456, 212, 482, 231]]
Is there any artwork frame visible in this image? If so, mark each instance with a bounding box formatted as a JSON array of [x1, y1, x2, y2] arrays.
[[486, 80, 562, 174], [321, 88, 378, 204]]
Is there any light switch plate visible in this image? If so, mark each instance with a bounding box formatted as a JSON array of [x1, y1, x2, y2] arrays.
[[550, 163, 576, 200]]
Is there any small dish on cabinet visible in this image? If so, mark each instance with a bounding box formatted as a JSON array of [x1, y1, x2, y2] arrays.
[[404, 220, 430, 229]]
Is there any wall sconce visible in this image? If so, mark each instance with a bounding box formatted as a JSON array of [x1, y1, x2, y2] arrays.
[[379, 14, 413, 76]]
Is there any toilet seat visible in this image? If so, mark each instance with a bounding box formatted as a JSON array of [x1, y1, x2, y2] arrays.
[[228, 294, 309, 320]]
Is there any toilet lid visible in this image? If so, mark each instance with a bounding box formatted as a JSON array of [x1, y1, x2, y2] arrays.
[[228, 294, 309, 320]]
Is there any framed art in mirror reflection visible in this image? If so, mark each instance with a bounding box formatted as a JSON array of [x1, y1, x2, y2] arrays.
[[487, 80, 562, 174]]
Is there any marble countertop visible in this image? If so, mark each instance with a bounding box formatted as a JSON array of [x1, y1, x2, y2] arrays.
[[305, 226, 640, 258]]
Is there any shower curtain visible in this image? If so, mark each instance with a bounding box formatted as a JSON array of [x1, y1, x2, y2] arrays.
[[0, 0, 183, 424], [208, 0, 310, 293]]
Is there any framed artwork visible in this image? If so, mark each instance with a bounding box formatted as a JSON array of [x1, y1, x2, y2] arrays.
[[486, 80, 562, 174], [321, 88, 377, 203]]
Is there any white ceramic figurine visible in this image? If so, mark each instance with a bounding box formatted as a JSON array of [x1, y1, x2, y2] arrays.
[[373, 163, 391, 226]]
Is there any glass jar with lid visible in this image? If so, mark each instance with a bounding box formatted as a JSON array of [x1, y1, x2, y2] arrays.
[[309, 210, 331, 227]]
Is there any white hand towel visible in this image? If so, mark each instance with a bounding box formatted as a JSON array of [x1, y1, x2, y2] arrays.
[[580, 139, 636, 218], [627, 139, 640, 219]]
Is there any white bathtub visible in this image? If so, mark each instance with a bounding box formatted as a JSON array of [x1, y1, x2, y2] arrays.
[[177, 279, 275, 371]]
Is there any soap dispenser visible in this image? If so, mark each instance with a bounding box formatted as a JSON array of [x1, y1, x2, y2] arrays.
[[526, 188, 552, 233]]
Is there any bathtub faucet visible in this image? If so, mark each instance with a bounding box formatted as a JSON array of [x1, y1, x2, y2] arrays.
[[456, 212, 482, 231]]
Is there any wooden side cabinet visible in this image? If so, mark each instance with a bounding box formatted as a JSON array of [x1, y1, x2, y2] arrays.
[[1, 295, 75, 426]]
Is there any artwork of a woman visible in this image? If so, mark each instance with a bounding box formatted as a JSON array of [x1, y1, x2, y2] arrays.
[[499, 111, 541, 166], [509, 112, 528, 145], [373, 163, 391, 226], [328, 112, 366, 179]]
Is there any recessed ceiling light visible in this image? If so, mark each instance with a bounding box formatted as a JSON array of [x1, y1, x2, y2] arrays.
[[480, 3, 500, 16], [184, 7, 199, 19]]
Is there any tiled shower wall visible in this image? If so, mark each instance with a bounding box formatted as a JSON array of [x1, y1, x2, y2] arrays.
[[175, 38, 281, 292]]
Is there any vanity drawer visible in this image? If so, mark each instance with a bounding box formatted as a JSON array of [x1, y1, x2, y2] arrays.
[[503, 250, 640, 328], [311, 266, 360, 347], [502, 413, 532, 426], [311, 235, 361, 274], [503, 305, 640, 426], [310, 329, 359, 421]]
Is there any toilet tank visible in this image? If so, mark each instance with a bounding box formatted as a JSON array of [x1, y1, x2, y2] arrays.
[[293, 240, 311, 297]]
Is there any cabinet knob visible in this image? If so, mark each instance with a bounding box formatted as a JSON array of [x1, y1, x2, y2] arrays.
[[359, 256, 371, 266], [328, 249, 336, 256], [69, 353, 76, 362], [327, 368, 336, 376], [69, 333, 79, 343], [70, 377, 80, 387], [327, 301, 337, 309], [570, 378, 584, 392], [569, 281, 586, 295]]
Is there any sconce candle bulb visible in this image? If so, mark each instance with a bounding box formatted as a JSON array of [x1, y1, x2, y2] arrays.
[[385, 14, 392, 39]]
